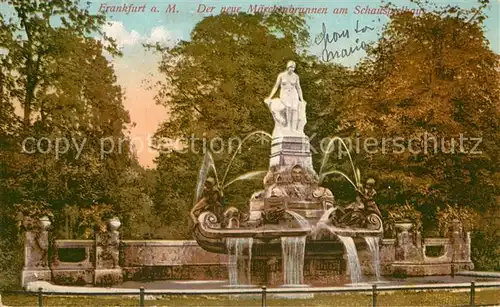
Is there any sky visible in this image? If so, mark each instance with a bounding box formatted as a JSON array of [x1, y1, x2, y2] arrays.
[[2, 0, 499, 167]]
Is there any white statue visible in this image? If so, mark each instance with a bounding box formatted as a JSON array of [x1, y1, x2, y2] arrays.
[[264, 61, 307, 137]]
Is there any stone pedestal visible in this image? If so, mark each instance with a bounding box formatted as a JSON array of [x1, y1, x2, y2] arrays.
[[22, 269, 52, 287], [94, 217, 123, 286], [270, 136, 313, 170], [394, 222, 423, 262], [448, 220, 474, 273], [94, 268, 123, 286], [395, 222, 413, 261], [22, 216, 52, 287]]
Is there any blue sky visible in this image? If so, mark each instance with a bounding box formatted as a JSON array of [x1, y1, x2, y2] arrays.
[[77, 0, 499, 84], [86, 0, 499, 65]]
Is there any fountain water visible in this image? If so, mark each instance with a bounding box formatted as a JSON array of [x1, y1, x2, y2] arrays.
[[337, 235, 363, 284], [364, 236, 381, 280], [226, 238, 253, 286], [192, 61, 384, 287], [281, 236, 306, 285], [286, 210, 310, 228]]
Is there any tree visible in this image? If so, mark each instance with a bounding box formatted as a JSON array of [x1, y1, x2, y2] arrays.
[[0, 1, 150, 288], [150, 12, 356, 233], [1, 32, 132, 217], [152, 13, 309, 140], [0, 0, 119, 127], [341, 0, 499, 232]]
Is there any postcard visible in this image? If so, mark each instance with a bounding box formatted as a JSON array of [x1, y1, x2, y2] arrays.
[[0, 0, 499, 306]]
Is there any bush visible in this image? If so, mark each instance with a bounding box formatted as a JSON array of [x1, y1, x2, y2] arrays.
[[0, 224, 23, 290], [470, 209, 500, 271]]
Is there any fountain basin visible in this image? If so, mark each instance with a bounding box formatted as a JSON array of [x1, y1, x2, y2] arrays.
[[314, 222, 383, 238]]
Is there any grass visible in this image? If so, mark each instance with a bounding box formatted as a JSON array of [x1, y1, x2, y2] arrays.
[[2, 289, 499, 307]]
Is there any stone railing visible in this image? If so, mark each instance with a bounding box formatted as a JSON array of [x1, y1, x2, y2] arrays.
[[22, 216, 473, 287], [22, 216, 229, 287], [389, 220, 473, 276], [120, 240, 228, 281], [51, 240, 94, 285]]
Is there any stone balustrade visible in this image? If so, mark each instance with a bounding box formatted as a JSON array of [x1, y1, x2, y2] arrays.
[[22, 216, 474, 287]]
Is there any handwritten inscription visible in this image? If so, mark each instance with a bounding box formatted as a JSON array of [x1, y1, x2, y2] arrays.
[[354, 20, 375, 34], [315, 20, 376, 62]]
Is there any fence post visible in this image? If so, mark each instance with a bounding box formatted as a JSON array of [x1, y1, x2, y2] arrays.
[[261, 286, 267, 307], [37, 287, 43, 307], [139, 287, 145, 307], [469, 281, 475, 307], [372, 284, 377, 307]]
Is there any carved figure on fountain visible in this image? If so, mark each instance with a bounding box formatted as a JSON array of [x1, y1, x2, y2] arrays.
[[264, 61, 307, 138], [248, 190, 265, 227], [326, 178, 382, 231], [193, 60, 384, 260], [96, 217, 121, 269], [313, 187, 335, 210], [223, 206, 242, 228], [263, 205, 286, 224], [190, 177, 225, 225], [256, 165, 335, 226], [361, 178, 381, 218], [336, 196, 366, 228]]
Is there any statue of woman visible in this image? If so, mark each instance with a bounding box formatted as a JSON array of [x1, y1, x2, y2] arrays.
[[264, 61, 307, 136]]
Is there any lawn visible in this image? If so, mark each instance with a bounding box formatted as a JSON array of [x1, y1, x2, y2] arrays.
[[2, 289, 499, 306]]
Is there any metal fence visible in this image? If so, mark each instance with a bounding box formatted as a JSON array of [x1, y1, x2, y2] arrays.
[[3, 281, 500, 307]]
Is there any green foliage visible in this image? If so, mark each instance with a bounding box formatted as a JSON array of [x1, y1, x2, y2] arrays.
[[0, 212, 23, 290], [0, 0, 155, 287], [76, 204, 114, 239], [0, 236, 23, 290], [342, 1, 499, 233], [471, 230, 500, 271], [343, 2, 498, 267], [470, 207, 500, 271], [435, 204, 478, 235]]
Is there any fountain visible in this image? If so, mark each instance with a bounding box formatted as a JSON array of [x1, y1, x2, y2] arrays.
[[364, 236, 381, 281], [337, 235, 363, 284], [17, 72, 480, 290], [191, 60, 383, 286], [281, 236, 306, 285]]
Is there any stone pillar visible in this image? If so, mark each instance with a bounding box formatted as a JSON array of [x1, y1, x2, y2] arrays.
[[94, 217, 123, 286], [394, 221, 413, 261], [22, 216, 52, 287], [448, 219, 474, 272], [465, 232, 472, 263], [450, 219, 462, 260], [414, 231, 422, 249], [269, 136, 313, 170], [391, 221, 425, 276]]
